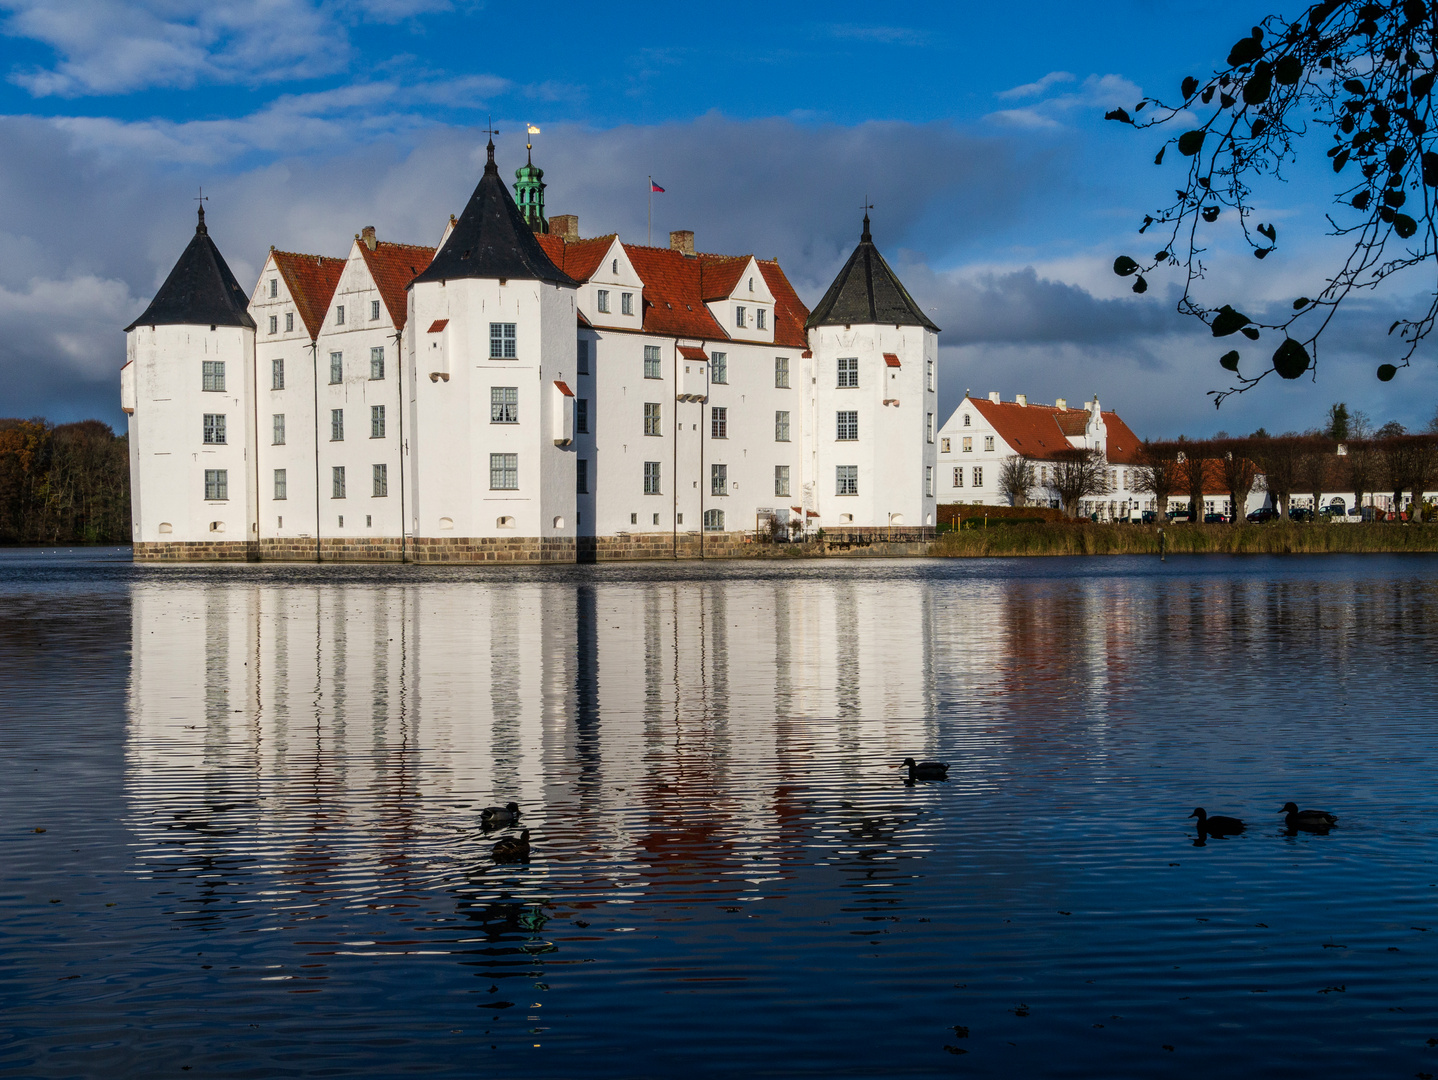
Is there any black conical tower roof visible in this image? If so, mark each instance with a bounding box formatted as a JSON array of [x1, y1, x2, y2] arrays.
[[411, 139, 576, 288], [124, 206, 257, 332], [805, 214, 939, 332]]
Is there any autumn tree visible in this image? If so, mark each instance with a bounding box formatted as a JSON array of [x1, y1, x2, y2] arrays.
[[998, 455, 1038, 507], [1132, 440, 1182, 519], [1247, 432, 1305, 516], [1109, 1, 1438, 399], [1296, 435, 1339, 512], [1050, 448, 1110, 518], [1215, 439, 1261, 519], [1176, 440, 1215, 520]]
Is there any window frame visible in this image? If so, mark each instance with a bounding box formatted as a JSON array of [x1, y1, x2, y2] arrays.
[[643, 460, 661, 495], [272, 413, 285, 446], [331, 408, 344, 442], [756, 308, 766, 330], [710, 406, 728, 439], [271, 358, 284, 390], [335, 304, 345, 326], [836, 410, 858, 442], [643, 402, 662, 437], [775, 410, 790, 442], [576, 398, 589, 434], [775, 356, 789, 388], [370, 299, 381, 321], [202, 413, 226, 445], [491, 386, 519, 424], [774, 464, 790, 498], [332, 466, 346, 499], [204, 469, 228, 501], [373, 463, 388, 497], [703, 508, 725, 532], [273, 468, 287, 500], [489, 452, 519, 490], [711, 352, 728, 385], [370, 346, 385, 380], [973, 466, 983, 487], [596, 289, 610, 314], [837, 356, 858, 388], [643, 345, 662, 379], [735, 305, 746, 328], [621, 291, 633, 315], [268, 314, 277, 335], [576, 458, 589, 494], [490, 322, 517, 359], [577, 339, 590, 375], [710, 462, 728, 496], [329, 352, 342, 384], [836, 465, 858, 496], [201, 361, 225, 393], [285, 312, 294, 333], [371, 404, 386, 439]]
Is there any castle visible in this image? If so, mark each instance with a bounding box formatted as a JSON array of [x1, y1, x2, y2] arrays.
[[120, 138, 940, 561]]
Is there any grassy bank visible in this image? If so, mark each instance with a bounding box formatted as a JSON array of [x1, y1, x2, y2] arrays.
[[929, 521, 1438, 557]]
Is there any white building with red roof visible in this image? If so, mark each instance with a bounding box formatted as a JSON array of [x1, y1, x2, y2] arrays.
[[123, 141, 938, 561]]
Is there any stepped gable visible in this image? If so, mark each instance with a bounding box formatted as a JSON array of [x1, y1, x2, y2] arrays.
[[271, 250, 346, 340], [125, 206, 256, 332], [806, 214, 939, 332], [360, 240, 435, 330], [412, 139, 577, 288]]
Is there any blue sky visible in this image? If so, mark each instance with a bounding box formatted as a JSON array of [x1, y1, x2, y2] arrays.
[[2, 0, 1435, 436]]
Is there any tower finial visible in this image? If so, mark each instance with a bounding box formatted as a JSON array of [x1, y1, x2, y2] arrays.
[[195, 186, 209, 234], [861, 197, 873, 242], [481, 116, 499, 172]]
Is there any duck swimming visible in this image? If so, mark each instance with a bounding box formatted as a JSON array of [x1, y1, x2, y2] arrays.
[[901, 757, 949, 781], [491, 829, 530, 862], [1189, 807, 1245, 835], [1281, 802, 1337, 830], [481, 802, 520, 827]]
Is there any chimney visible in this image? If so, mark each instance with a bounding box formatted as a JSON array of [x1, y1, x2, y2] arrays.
[[1055, 397, 1066, 410], [361, 225, 377, 251], [550, 214, 579, 242], [670, 229, 695, 256], [988, 391, 1000, 403], [1015, 393, 1027, 407]]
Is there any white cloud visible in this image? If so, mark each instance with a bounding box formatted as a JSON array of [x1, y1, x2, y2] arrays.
[[987, 73, 1141, 130], [996, 71, 1075, 100], [825, 24, 934, 46]]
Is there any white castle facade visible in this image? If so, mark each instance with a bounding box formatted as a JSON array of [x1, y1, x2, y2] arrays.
[[121, 140, 940, 562]]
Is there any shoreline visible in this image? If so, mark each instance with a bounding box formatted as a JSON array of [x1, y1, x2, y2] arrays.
[[930, 521, 1438, 557]]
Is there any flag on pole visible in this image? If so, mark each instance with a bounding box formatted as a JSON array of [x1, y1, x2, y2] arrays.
[[527, 124, 541, 134], [650, 180, 666, 193]]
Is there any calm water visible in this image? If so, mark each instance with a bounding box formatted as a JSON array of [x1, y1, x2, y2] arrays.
[[4, 549, 1438, 1077]]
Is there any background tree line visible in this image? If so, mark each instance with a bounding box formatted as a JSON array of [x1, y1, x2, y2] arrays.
[[0, 418, 131, 544]]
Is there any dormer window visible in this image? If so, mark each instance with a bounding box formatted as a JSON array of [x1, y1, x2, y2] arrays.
[[621, 292, 633, 315], [756, 308, 767, 330], [597, 289, 610, 313], [735, 305, 746, 328]]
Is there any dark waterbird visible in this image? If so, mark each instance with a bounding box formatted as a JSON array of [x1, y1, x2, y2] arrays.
[[1189, 807, 1245, 835], [481, 801, 520, 827], [491, 829, 530, 862], [1281, 802, 1337, 830], [898, 757, 949, 781]]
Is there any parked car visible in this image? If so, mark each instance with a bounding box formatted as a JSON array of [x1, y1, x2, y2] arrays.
[[1289, 507, 1314, 522], [1167, 507, 1192, 521], [1141, 510, 1158, 524], [1204, 512, 1229, 524], [1246, 508, 1278, 523]]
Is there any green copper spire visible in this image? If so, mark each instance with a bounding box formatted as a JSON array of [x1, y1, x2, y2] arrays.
[[513, 142, 548, 234]]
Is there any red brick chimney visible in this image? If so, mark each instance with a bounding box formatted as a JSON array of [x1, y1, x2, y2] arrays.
[[670, 230, 695, 256]]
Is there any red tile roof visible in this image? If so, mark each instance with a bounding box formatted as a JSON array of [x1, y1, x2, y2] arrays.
[[271, 250, 345, 341], [968, 397, 1143, 464], [360, 240, 434, 331], [622, 243, 729, 339], [427, 319, 448, 332], [696, 254, 747, 301], [536, 234, 616, 281], [553, 380, 573, 396], [883, 353, 901, 367], [757, 259, 809, 350], [678, 345, 708, 360]]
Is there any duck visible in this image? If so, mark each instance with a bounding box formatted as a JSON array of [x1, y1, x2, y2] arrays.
[[491, 829, 530, 862], [1281, 802, 1337, 830], [481, 802, 520, 828], [901, 757, 950, 781], [1189, 807, 1245, 835]]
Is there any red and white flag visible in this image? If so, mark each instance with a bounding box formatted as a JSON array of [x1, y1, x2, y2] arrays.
[[650, 180, 665, 193]]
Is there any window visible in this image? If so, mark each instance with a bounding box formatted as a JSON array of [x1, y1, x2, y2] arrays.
[[963, 413, 971, 427], [285, 312, 294, 333], [926, 356, 935, 392], [332, 466, 346, 498], [984, 436, 995, 452], [630, 513, 638, 525], [941, 437, 951, 453], [711, 406, 727, 439], [370, 300, 381, 321], [775, 356, 789, 388], [274, 469, 287, 500], [644, 402, 662, 436], [335, 305, 345, 325], [370, 347, 384, 380], [925, 465, 934, 497], [329, 352, 342, 384], [775, 410, 790, 442], [490, 322, 517, 359], [271, 358, 284, 390], [775, 465, 790, 497], [927, 413, 935, 444], [704, 508, 725, 531], [373, 463, 388, 497], [202, 361, 225, 392], [490, 452, 518, 490], [203, 413, 226, 444], [272, 413, 285, 445], [735, 305, 746, 328], [268, 315, 277, 334], [491, 386, 518, 424], [331, 409, 344, 441], [962, 436, 973, 453], [953, 467, 964, 488], [612, 259, 618, 274], [597, 289, 610, 313], [836, 465, 858, 496], [836, 410, 858, 441], [204, 469, 227, 500], [578, 340, 589, 374], [371, 405, 385, 438], [644, 461, 661, 495], [756, 308, 767, 330], [837, 357, 858, 388], [643, 345, 662, 379], [712, 352, 728, 384], [269, 278, 277, 299], [621, 292, 633, 315], [973, 466, 984, 487], [711, 463, 728, 495], [577, 459, 589, 494], [577, 398, 589, 434]]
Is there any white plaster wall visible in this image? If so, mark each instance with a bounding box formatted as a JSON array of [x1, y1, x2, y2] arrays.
[[126, 323, 256, 544]]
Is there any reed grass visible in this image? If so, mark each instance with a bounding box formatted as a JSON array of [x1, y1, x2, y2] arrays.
[[928, 521, 1438, 557]]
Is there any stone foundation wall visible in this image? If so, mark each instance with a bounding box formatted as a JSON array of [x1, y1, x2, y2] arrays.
[[258, 537, 407, 562], [133, 540, 259, 562], [407, 535, 577, 564]]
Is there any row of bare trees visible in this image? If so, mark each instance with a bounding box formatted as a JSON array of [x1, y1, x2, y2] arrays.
[[1132, 433, 1438, 522], [0, 419, 131, 544], [999, 448, 1112, 519]]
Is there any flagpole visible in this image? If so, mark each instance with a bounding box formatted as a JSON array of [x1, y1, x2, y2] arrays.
[[648, 175, 652, 246]]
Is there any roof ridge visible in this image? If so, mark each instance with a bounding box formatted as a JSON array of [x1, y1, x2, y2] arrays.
[[272, 248, 345, 261]]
